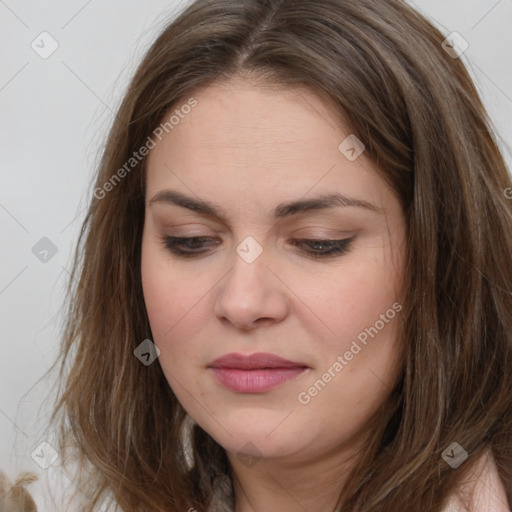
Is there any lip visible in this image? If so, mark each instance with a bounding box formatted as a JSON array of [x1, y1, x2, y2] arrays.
[[208, 352, 309, 393], [209, 352, 307, 370]]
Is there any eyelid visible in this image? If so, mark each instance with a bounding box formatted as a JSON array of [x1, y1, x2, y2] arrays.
[[292, 230, 355, 239], [161, 223, 356, 236], [158, 234, 356, 260], [159, 223, 217, 235]]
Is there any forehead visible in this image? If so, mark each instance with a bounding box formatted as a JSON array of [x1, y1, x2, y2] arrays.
[[154, 77, 345, 153], [144, 77, 395, 219]]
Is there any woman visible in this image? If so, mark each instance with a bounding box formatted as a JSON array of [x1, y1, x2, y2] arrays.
[[48, 0, 512, 510]]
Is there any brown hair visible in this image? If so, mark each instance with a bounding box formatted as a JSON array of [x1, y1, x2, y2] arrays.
[[0, 471, 38, 512], [48, 0, 512, 510]]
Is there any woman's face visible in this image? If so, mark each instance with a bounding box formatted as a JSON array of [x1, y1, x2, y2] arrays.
[[141, 76, 406, 466]]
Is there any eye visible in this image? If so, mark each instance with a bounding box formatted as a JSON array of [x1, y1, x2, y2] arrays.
[[289, 237, 355, 259], [157, 236, 355, 260], [158, 236, 219, 258]]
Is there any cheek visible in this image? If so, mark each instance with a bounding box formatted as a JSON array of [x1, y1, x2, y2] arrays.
[[319, 257, 402, 347], [141, 241, 183, 343], [296, 271, 402, 445], [306, 252, 403, 412], [140, 242, 211, 365], [141, 246, 170, 334]]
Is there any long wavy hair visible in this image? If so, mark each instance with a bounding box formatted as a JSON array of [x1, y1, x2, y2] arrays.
[[48, 0, 512, 510]]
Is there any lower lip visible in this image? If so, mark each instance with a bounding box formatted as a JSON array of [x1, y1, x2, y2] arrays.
[[210, 367, 307, 393]]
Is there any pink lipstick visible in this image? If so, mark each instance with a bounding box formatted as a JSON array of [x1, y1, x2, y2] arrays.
[[208, 352, 308, 393]]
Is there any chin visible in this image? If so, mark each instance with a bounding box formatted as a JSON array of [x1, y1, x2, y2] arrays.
[[203, 418, 304, 461]]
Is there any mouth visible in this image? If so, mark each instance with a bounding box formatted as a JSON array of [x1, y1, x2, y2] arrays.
[[208, 352, 309, 393]]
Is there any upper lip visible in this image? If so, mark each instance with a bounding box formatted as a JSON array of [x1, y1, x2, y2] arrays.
[[209, 352, 308, 370]]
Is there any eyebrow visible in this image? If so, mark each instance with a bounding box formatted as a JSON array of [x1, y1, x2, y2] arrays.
[[148, 189, 383, 219]]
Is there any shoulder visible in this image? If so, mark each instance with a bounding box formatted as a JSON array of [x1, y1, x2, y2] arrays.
[[441, 450, 509, 512]]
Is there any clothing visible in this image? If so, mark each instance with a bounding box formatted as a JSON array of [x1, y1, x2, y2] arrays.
[[441, 451, 509, 512], [206, 452, 510, 512]]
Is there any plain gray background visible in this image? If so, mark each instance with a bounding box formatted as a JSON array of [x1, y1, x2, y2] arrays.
[[1, 0, 511, 509]]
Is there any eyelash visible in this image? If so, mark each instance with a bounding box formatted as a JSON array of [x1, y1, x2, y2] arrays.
[[157, 235, 354, 260]]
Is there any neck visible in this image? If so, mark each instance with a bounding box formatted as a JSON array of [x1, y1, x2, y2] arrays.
[[227, 430, 369, 512]]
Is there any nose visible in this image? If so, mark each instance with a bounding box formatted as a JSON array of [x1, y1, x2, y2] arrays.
[[213, 243, 290, 330]]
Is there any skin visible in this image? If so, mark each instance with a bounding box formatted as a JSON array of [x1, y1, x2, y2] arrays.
[[141, 75, 407, 511]]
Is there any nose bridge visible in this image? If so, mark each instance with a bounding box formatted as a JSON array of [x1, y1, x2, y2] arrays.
[[214, 236, 288, 328], [224, 235, 269, 303]]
